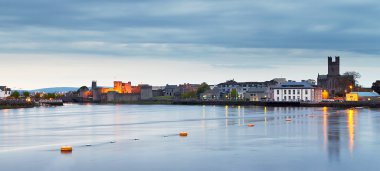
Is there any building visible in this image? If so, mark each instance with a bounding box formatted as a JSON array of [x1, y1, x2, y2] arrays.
[[90, 81, 153, 102], [200, 87, 221, 100], [0, 86, 11, 99], [273, 81, 322, 102], [244, 87, 270, 101], [178, 83, 200, 94], [163, 85, 179, 97], [217, 79, 278, 100], [346, 92, 380, 102], [317, 56, 355, 97]]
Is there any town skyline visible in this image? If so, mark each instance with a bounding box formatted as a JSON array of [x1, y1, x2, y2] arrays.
[[0, 54, 377, 90]]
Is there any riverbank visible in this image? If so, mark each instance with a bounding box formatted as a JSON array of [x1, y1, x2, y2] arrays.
[[87, 100, 380, 108], [173, 100, 380, 108], [0, 101, 35, 110]]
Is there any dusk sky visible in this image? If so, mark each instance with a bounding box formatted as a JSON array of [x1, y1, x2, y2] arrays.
[[0, 0, 379, 89]]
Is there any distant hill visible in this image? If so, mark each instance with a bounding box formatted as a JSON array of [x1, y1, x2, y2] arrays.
[[30, 87, 79, 93]]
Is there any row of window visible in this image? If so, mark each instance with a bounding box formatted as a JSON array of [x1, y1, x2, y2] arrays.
[[277, 96, 309, 101], [276, 89, 309, 95]]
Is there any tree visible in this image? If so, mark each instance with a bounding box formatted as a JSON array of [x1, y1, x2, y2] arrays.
[[372, 81, 380, 94], [230, 89, 238, 100], [196, 82, 211, 96], [23, 91, 30, 98], [34, 92, 42, 99], [43, 93, 57, 99], [343, 71, 361, 85], [77, 86, 89, 93], [11, 91, 20, 99], [181, 91, 197, 99]]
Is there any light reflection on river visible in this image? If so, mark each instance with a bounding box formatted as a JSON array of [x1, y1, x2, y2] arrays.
[[0, 104, 379, 171]]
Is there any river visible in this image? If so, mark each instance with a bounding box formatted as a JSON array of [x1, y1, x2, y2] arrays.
[[0, 104, 379, 171]]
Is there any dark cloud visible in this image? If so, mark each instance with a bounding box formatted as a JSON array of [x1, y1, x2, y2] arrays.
[[0, 0, 379, 55]]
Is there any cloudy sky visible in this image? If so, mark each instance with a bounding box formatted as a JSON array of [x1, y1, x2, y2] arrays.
[[0, 0, 379, 89]]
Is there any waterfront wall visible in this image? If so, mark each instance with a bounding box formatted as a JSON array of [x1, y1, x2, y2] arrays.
[[107, 92, 140, 103], [0, 99, 35, 109], [173, 100, 380, 108]]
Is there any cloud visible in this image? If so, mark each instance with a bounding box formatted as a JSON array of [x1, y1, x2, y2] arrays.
[[0, 0, 379, 88]]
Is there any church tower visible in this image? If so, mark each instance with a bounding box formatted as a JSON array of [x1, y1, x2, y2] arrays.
[[328, 56, 340, 76], [91, 80, 97, 90]]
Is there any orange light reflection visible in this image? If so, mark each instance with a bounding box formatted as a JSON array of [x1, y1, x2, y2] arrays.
[[347, 109, 355, 153]]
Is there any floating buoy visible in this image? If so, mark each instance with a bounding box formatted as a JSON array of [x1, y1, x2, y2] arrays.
[[247, 124, 255, 127], [85, 144, 92, 147], [285, 118, 292, 122], [110, 141, 116, 143], [179, 132, 188, 137], [61, 146, 73, 152]]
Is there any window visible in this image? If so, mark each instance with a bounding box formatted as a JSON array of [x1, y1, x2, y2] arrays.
[[284, 90, 287, 94], [289, 96, 291, 100], [284, 96, 287, 100], [277, 97, 280, 101], [305, 90, 308, 95], [288, 90, 291, 94], [293, 90, 296, 94], [297, 90, 300, 95], [277, 90, 280, 94], [306, 97, 308, 101], [293, 96, 296, 100]]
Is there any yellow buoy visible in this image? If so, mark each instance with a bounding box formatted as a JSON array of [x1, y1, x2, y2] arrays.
[[247, 124, 255, 127], [61, 146, 73, 152], [179, 132, 188, 137]]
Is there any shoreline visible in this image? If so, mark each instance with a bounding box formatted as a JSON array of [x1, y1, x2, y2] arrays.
[[3, 100, 380, 109], [0, 105, 35, 110], [86, 100, 380, 108]]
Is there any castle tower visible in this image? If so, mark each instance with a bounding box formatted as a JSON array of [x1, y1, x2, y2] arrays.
[[91, 81, 97, 90], [114, 81, 123, 93], [328, 56, 340, 76]]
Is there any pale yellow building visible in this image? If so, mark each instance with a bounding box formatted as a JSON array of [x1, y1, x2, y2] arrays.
[[346, 92, 380, 102]]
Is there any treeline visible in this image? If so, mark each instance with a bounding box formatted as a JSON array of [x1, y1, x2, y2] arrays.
[[8, 91, 63, 99]]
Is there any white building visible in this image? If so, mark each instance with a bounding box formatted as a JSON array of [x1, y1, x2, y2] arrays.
[[0, 86, 11, 99], [273, 81, 322, 102]]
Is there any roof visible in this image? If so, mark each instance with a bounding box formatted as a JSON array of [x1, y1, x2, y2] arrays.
[[351, 92, 380, 97], [0, 86, 6, 91], [164, 85, 178, 89], [217, 80, 277, 86], [246, 87, 268, 93], [274, 81, 316, 89]]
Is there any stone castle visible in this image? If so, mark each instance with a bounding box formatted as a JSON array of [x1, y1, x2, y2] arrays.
[[81, 81, 152, 103]]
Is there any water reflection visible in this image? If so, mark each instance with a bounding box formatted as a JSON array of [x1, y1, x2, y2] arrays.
[[347, 109, 356, 153], [237, 106, 241, 126], [1, 104, 377, 171], [323, 108, 357, 162], [225, 105, 228, 128]]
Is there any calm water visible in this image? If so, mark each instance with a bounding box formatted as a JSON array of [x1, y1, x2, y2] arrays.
[[0, 104, 380, 171]]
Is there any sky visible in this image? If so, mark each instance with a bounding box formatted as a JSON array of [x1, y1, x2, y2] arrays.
[[0, 0, 379, 89]]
